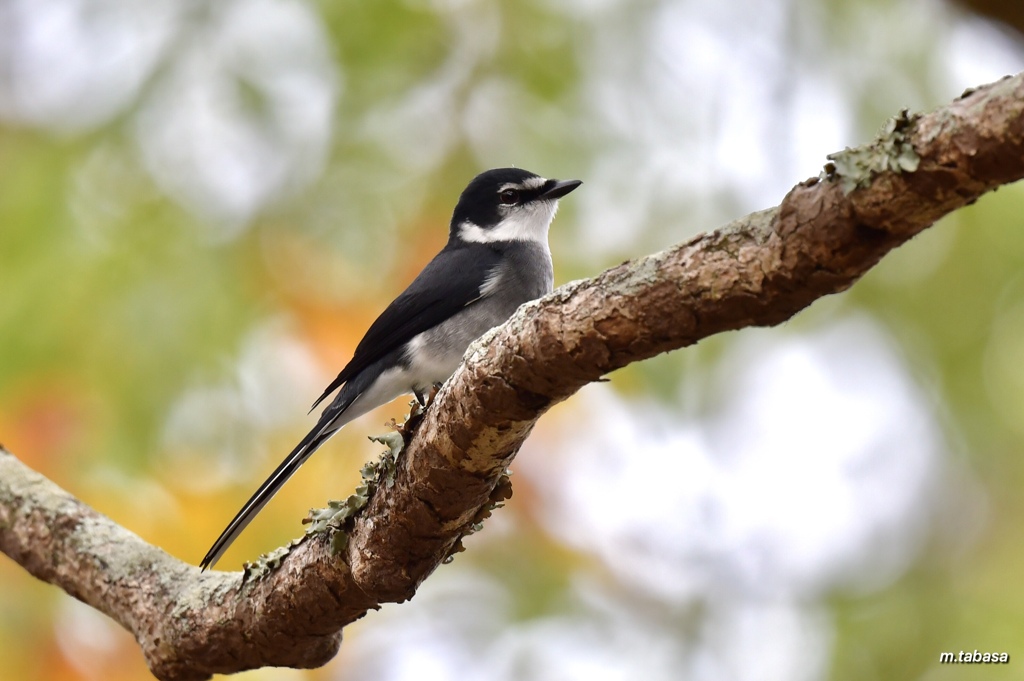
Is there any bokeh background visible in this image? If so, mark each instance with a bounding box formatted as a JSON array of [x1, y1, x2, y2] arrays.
[[2, 0, 1024, 679]]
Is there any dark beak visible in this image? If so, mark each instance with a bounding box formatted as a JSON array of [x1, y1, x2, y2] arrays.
[[539, 178, 582, 200]]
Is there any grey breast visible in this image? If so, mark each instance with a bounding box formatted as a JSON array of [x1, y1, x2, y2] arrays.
[[409, 241, 553, 382]]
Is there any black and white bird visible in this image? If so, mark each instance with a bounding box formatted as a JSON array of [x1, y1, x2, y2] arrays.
[[201, 168, 581, 569]]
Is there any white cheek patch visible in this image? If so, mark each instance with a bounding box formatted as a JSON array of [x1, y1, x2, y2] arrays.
[[458, 200, 558, 244]]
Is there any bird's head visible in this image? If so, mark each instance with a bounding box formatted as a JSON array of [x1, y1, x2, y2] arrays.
[[450, 168, 582, 245]]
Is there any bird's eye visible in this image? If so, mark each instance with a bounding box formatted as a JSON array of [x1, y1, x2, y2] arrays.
[[498, 189, 520, 205]]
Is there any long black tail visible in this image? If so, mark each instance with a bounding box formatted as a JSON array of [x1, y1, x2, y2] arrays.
[[200, 409, 340, 570]]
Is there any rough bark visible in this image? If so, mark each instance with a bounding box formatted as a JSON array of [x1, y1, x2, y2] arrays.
[[2, 72, 1024, 680]]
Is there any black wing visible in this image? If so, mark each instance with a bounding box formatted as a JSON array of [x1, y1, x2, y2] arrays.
[[310, 242, 502, 410]]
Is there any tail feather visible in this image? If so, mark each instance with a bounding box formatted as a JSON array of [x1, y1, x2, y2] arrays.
[[200, 408, 342, 571], [200, 353, 400, 570]]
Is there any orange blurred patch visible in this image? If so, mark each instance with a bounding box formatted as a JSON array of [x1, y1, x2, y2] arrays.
[[0, 376, 96, 477], [285, 216, 447, 374], [293, 298, 376, 372], [401, 215, 448, 271]]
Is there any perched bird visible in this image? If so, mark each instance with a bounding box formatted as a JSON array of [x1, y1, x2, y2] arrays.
[[201, 168, 581, 569]]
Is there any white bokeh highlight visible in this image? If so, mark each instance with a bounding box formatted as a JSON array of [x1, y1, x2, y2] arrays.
[[0, 0, 179, 131], [134, 0, 339, 231], [528, 317, 942, 602]]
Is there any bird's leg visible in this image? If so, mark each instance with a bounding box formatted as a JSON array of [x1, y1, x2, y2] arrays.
[[413, 382, 446, 410]]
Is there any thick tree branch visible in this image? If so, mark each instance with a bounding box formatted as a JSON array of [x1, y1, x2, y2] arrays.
[[2, 73, 1024, 680]]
